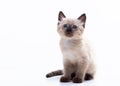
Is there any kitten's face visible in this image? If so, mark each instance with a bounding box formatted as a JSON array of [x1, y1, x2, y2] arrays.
[[57, 11, 86, 39]]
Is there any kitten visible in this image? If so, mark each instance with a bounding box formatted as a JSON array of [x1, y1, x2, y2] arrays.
[[46, 11, 95, 83]]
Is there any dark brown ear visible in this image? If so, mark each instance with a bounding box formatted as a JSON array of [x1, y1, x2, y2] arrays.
[[58, 11, 66, 21], [77, 14, 86, 27]]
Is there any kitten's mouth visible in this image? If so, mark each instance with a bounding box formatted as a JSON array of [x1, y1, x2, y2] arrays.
[[65, 32, 73, 37]]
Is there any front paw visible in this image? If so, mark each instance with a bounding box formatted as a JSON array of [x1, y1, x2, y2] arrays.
[[73, 77, 83, 83], [60, 76, 70, 82]]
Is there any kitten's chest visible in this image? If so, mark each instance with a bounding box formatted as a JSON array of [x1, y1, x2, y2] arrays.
[[61, 39, 79, 50], [60, 39, 83, 58]]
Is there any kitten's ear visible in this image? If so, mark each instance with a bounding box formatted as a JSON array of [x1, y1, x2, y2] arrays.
[[58, 11, 66, 21], [77, 14, 86, 27]]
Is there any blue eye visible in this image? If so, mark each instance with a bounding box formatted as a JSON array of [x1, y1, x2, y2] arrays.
[[72, 25, 77, 29], [63, 24, 68, 29]]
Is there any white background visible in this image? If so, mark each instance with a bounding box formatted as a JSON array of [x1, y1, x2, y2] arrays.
[[0, 0, 120, 86]]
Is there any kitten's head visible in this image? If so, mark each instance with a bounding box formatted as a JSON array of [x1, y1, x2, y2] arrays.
[[57, 11, 86, 39]]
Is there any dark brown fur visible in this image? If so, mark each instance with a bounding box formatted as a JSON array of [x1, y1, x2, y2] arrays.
[[46, 70, 63, 78]]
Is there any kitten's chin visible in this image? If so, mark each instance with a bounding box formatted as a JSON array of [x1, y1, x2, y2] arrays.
[[65, 34, 73, 38], [61, 35, 82, 40], [60, 36, 71, 39]]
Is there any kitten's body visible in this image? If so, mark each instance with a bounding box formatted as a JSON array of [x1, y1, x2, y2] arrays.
[[46, 11, 95, 83], [60, 38, 95, 82]]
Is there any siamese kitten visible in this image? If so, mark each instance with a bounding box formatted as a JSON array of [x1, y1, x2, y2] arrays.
[[46, 11, 95, 83]]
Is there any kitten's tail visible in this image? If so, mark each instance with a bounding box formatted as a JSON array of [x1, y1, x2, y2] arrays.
[[46, 70, 63, 78]]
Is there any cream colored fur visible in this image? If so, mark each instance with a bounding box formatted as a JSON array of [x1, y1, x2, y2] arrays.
[[57, 11, 96, 83]]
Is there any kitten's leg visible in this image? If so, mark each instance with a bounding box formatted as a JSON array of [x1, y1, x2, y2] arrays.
[[73, 60, 88, 83], [85, 61, 95, 80], [60, 61, 73, 82]]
